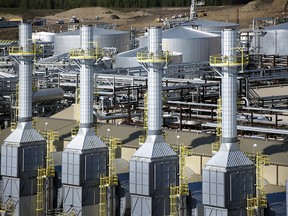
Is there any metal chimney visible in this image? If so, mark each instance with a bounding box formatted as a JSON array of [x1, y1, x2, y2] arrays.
[[62, 25, 108, 216], [203, 29, 255, 215], [129, 27, 179, 216], [18, 23, 33, 122], [79, 25, 94, 128], [1, 23, 46, 216]]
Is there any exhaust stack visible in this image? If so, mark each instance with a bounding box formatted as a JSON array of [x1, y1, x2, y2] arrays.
[[203, 29, 255, 215], [62, 25, 108, 216], [129, 27, 179, 216], [1, 23, 46, 216]]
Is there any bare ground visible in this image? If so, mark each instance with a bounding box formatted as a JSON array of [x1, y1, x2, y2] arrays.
[[0, 1, 287, 40]]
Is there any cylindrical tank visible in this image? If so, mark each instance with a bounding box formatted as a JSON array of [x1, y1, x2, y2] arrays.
[[54, 27, 130, 55], [139, 27, 221, 63], [114, 46, 182, 68], [32, 88, 64, 103], [251, 23, 288, 55], [181, 19, 239, 33]]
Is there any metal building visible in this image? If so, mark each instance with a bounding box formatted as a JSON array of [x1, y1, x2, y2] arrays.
[[53, 27, 130, 55], [61, 25, 108, 215], [251, 22, 288, 55], [114, 46, 182, 68], [0, 23, 46, 216], [129, 27, 179, 215], [202, 29, 255, 215], [139, 27, 221, 63]]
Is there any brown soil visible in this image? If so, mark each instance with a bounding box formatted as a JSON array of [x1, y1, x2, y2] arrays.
[[0, 1, 287, 40]]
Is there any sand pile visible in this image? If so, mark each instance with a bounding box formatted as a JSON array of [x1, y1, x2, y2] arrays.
[[271, 0, 288, 11], [44, 7, 131, 22], [242, 0, 287, 12]]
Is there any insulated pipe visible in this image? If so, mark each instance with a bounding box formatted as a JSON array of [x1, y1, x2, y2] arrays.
[[80, 25, 94, 128], [18, 23, 33, 122], [221, 29, 238, 143], [147, 27, 163, 135]]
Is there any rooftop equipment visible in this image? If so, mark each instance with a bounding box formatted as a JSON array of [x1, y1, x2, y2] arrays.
[[202, 29, 255, 215], [61, 25, 108, 215], [129, 27, 179, 215], [0, 23, 46, 215]]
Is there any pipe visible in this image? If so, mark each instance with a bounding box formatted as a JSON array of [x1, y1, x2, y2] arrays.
[[93, 110, 141, 120]]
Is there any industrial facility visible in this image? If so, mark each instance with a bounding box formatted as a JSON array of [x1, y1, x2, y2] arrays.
[[0, 1, 288, 216]]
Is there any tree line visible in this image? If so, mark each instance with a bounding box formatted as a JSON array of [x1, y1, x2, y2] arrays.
[[0, 0, 250, 9]]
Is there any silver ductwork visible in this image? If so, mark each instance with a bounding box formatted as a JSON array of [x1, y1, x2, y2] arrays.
[[62, 25, 108, 216], [129, 27, 179, 216], [203, 29, 255, 215], [147, 27, 163, 134], [18, 23, 33, 122], [80, 25, 94, 128], [221, 29, 238, 144]]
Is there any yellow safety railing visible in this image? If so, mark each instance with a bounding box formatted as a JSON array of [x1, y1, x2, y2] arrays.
[[99, 175, 109, 216], [11, 84, 19, 132], [138, 135, 145, 145], [69, 48, 103, 59], [246, 153, 270, 215], [136, 51, 172, 63], [0, 199, 15, 215], [9, 45, 41, 55], [210, 54, 249, 67], [36, 168, 46, 215], [179, 145, 189, 196], [212, 98, 222, 153], [169, 186, 179, 216], [139, 92, 148, 145]]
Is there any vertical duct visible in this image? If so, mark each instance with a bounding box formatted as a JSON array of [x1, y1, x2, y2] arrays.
[[202, 29, 255, 216], [1, 23, 46, 216], [80, 25, 94, 128], [147, 27, 163, 134], [18, 23, 33, 122], [221, 29, 238, 145], [62, 25, 108, 216], [129, 27, 179, 216]]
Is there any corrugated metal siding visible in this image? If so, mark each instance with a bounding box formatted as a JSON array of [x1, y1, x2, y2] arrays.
[[206, 150, 253, 167], [54, 28, 130, 55], [65, 128, 107, 150], [133, 141, 177, 158], [4, 122, 45, 143], [256, 29, 288, 55], [82, 204, 99, 216], [20, 195, 37, 216]]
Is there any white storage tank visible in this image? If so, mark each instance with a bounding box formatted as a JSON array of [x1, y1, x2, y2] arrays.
[[114, 46, 182, 68], [180, 19, 239, 33], [139, 26, 220, 63], [53, 27, 130, 55], [251, 22, 288, 55]]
